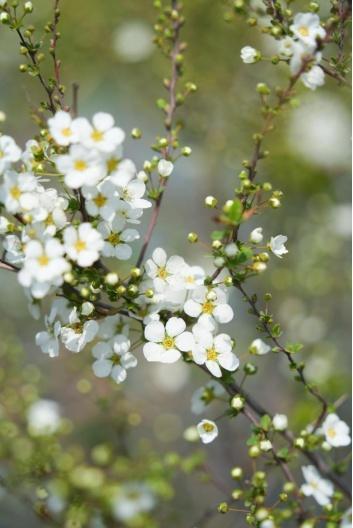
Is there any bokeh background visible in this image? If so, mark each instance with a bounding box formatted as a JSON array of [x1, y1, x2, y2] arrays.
[[0, 0, 351, 526]]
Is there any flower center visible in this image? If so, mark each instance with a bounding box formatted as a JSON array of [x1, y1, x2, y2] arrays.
[[61, 127, 72, 137], [91, 129, 104, 142], [206, 347, 218, 361], [45, 213, 53, 225], [112, 354, 121, 365], [185, 275, 195, 284], [0, 150, 4, 159], [10, 185, 21, 199], [74, 159, 88, 172], [298, 25, 309, 37], [162, 336, 175, 350], [327, 427, 337, 439], [107, 157, 119, 173], [202, 301, 215, 314], [93, 194, 107, 208], [107, 232, 120, 246], [74, 239, 87, 252], [203, 422, 215, 433], [37, 255, 49, 266], [157, 267, 168, 279]]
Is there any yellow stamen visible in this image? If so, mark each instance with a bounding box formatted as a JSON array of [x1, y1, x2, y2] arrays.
[[107, 233, 120, 246], [203, 422, 215, 433], [38, 255, 49, 266], [157, 267, 168, 279], [185, 275, 195, 284], [10, 186, 21, 199], [74, 239, 86, 252], [202, 301, 215, 314], [327, 427, 337, 439], [61, 127, 72, 137], [298, 26, 309, 37], [206, 347, 218, 361], [91, 129, 104, 142], [107, 157, 119, 173], [162, 336, 175, 350], [93, 194, 107, 208], [74, 160, 88, 172]]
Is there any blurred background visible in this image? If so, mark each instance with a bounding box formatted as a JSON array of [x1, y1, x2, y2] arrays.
[[0, 0, 351, 526]]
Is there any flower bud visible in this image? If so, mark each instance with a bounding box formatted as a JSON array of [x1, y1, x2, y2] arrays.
[[231, 395, 244, 411], [105, 272, 119, 285], [249, 445, 260, 458], [269, 197, 281, 208], [24, 1, 33, 13], [212, 240, 222, 250], [131, 127, 142, 139], [260, 440, 272, 452], [0, 12, 10, 24], [295, 438, 305, 449], [231, 467, 243, 479], [205, 195, 217, 208], [232, 488, 243, 500], [182, 146, 192, 156], [130, 267, 141, 279], [144, 288, 154, 298], [187, 232, 198, 243], [217, 502, 229, 514], [256, 83, 270, 95], [244, 362, 257, 375]]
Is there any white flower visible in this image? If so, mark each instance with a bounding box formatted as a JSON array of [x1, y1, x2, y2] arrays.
[[301, 65, 325, 90], [180, 265, 205, 290], [82, 180, 120, 221], [240, 46, 260, 64], [56, 145, 106, 189], [98, 314, 129, 340], [98, 221, 139, 260], [73, 112, 125, 153], [184, 285, 234, 324], [0, 170, 39, 213], [225, 243, 239, 257], [0, 135, 21, 173], [197, 419, 218, 444], [273, 414, 288, 431], [48, 111, 79, 146], [260, 521, 275, 528], [3, 234, 24, 264], [290, 13, 326, 50], [143, 317, 190, 363], [92, 336, 137, 383], [250, 227, 263, 244], [64, 223, 104, 267], [340, 509, 352, 528], [61, 315, 99, 353], [301, 465, 334, 506], [111, 171, 151, 209], [191, 380, 225, 414], [112, 200, 143, 231], [249, 338, 271, 355], [260, 440, 273, 452], [191, 331, 239, 378], [0, 215, 9, 234], [145, 248, 186, 292], [322, 414, 351, 447], [112, 482, 155, 522], [269, 235, 288, 258], [18, 238, 70, 285], [278, 36, 296, 57], [27, 399, 61, 435], [36, 307, 62, 358], [157, 159, 174, 177]]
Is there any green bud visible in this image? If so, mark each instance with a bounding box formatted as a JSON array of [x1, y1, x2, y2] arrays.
[[309, 2, 319, 13], [232, 488, 243, 500], [187, 232, 198, 243], [244, 362, 258, 375], [217, 502, 229, 514], [256, 83, 270, 95], [131, 128, 142, 139], [24, 1, 33, 13], [205, 195, 217, 208], [231, 467, 243, 479], [127, 285, 139, 297], [182, 146, 192, 156], [249, 445, 260, 458]]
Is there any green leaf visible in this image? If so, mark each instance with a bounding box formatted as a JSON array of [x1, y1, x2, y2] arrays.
[[226, 199, 243, 224], [271, 323, 282, 337], [260, 414, 272, 431], [211, 230, 226, 241], [276, 447, 289, 460], [285, 342, 304, 354]]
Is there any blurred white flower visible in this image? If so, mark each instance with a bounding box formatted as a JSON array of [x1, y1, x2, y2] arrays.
[[249, 338, 271, 355], [269, 235, 288, 258], [240, 46, 260, 64], [301, 65, 325, 91], [250, 227, 263, 244], [113, 21, 154, 63], [27, 399, 61, 435], [322, 414, 351, 447], [301, 465, 333, 506], [273, 414, 288, 431], [112, 482, 155, 521]]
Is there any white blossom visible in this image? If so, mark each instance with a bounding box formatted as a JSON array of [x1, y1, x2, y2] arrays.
[[143, 317, 190, 363], [290, 13, 326, 50], [184, 285, 234, 324], [92, 336, 137, 383], [111, 483, 155, 522], [36, 307, 62, 358], [157, 159, 174, 177], [61, 307, 99, 353], [73, 112, 125, 153], [301, 465, 334, 506], [64, 223, 104, 267], [190, 331, 239, 378], [27, 399, 61, 436], [0, 135, 21, 173], [301, 65, 325, 90], [145, 247, 186, 292], [250, 227, 263, 244], [98, 221, 139, 260], [197, 419, 218, 444], [48, 111, 79, 146], [0, 170, 39, 213], [82, 180, 120, 221], [191, 380, 226, 414], [56, 144, 106, 189], [273, 414, 288, 431], [240, 46, 260, 64], [269, 235, 288, 258], [249, 338, 271, 355], [322, 414, 351, 447]]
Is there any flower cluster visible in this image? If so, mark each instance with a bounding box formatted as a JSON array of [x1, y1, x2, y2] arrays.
[[241, 12, 327, 90]]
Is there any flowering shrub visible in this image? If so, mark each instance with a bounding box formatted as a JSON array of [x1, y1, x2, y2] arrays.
[[0, 0, 351, 527]]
